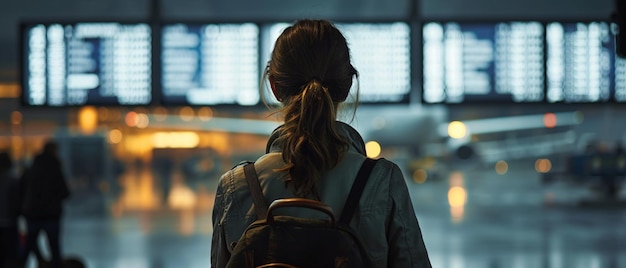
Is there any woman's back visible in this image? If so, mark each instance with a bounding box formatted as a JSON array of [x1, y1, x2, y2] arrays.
[[211, 19, 431, 267], [212, 123, 431, 267]]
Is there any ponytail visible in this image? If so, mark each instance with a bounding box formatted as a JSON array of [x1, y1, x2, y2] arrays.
[[266, 19, 356, 198], [276, 79, 349, 199]]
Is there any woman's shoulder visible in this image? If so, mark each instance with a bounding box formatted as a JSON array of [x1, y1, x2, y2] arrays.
[[217, 153, 283, 191], [365, 157, 410, 193], [371, 157, 403, 176]]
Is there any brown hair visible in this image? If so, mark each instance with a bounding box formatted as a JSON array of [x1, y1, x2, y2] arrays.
[[265, 19, 358, 198]]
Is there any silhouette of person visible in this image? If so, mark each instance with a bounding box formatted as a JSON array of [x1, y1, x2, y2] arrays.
[[211, 19, 431, 267], [19, 140, 70, 268], [0, 151, 21, 267]]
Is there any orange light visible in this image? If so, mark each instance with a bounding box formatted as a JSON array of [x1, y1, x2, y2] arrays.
[[117, 164, 160, 212], [125, 111, 139, 127], [448, 186, 467, 223], [448, 186, 467, 207], [153, 132, 200, 148], [413, 169, 428, 184], [535, 159, 552, 173], [451, 206, 464, 224], [108, 129, 123, 144], [0, 83, 20, 98], [78, 106, 98, 134], [495, 160, 508, 175], [123, 134, 154, 155], [10, 111, 22, 125], [179, 106, 194, 121], [543, 113, 557, 128], [168, 184, 197, 210], [198, 107, 213, 122]]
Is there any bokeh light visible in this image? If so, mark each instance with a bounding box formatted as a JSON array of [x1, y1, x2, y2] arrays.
[[448, 186, 467, 207], [125, 111, 139, 127], [448, 171, 466, 223], [179, 107, 195, 122], [10, 111, 22, 125], [153, 132, 200, 148], [543, 113, 557, 128], [108, 129, 123, 144], [413, 169, 428, 184], [78, 106, 98, 134], [448, 121, 467, 139], [535, 158, 552, 173], [198, 107, 214, 122], [495, 160, 508, 175], [365, 141, 382, 158], [136, 113, 150, 129]]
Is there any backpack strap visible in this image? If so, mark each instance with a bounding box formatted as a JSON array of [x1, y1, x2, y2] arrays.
[[243, 163, 268, 220], [339, 158, 378, 225], [244, 158, 377, 222]]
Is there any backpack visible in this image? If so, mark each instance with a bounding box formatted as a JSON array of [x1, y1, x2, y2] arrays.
[[226, 158, 378, 268]]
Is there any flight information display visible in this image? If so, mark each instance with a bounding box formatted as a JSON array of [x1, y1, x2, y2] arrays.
[[261, 22, 411, 103], [546, 22, 614, 103], [161, 23, 259, 106], [616, 48, 626, 102], [422, 21, 545, 104], [21, 22, 152, 106]]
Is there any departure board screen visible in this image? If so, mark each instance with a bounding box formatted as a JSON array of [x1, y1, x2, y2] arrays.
[[422, 21, 545, 104], [615, 47, 626, 102], [161, 23, 259, 106], [261, 22, 411, 103], [546, 22, 614, 103], [21, 22, 152, 106]]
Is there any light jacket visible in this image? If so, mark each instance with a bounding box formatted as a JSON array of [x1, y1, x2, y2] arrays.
[[211, 122, 432, 267]]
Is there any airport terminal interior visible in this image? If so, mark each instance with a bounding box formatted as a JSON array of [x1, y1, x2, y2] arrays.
[[1, 0, 626, 267]]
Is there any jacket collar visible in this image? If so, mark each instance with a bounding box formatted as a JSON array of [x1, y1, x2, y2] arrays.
[[265, 121, 367, 156]]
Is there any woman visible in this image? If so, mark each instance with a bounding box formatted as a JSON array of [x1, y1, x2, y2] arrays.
[[211, 19, 431, 267]]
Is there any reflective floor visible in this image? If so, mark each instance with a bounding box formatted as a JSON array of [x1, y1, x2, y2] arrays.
[[23, 160, 626, 268]]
